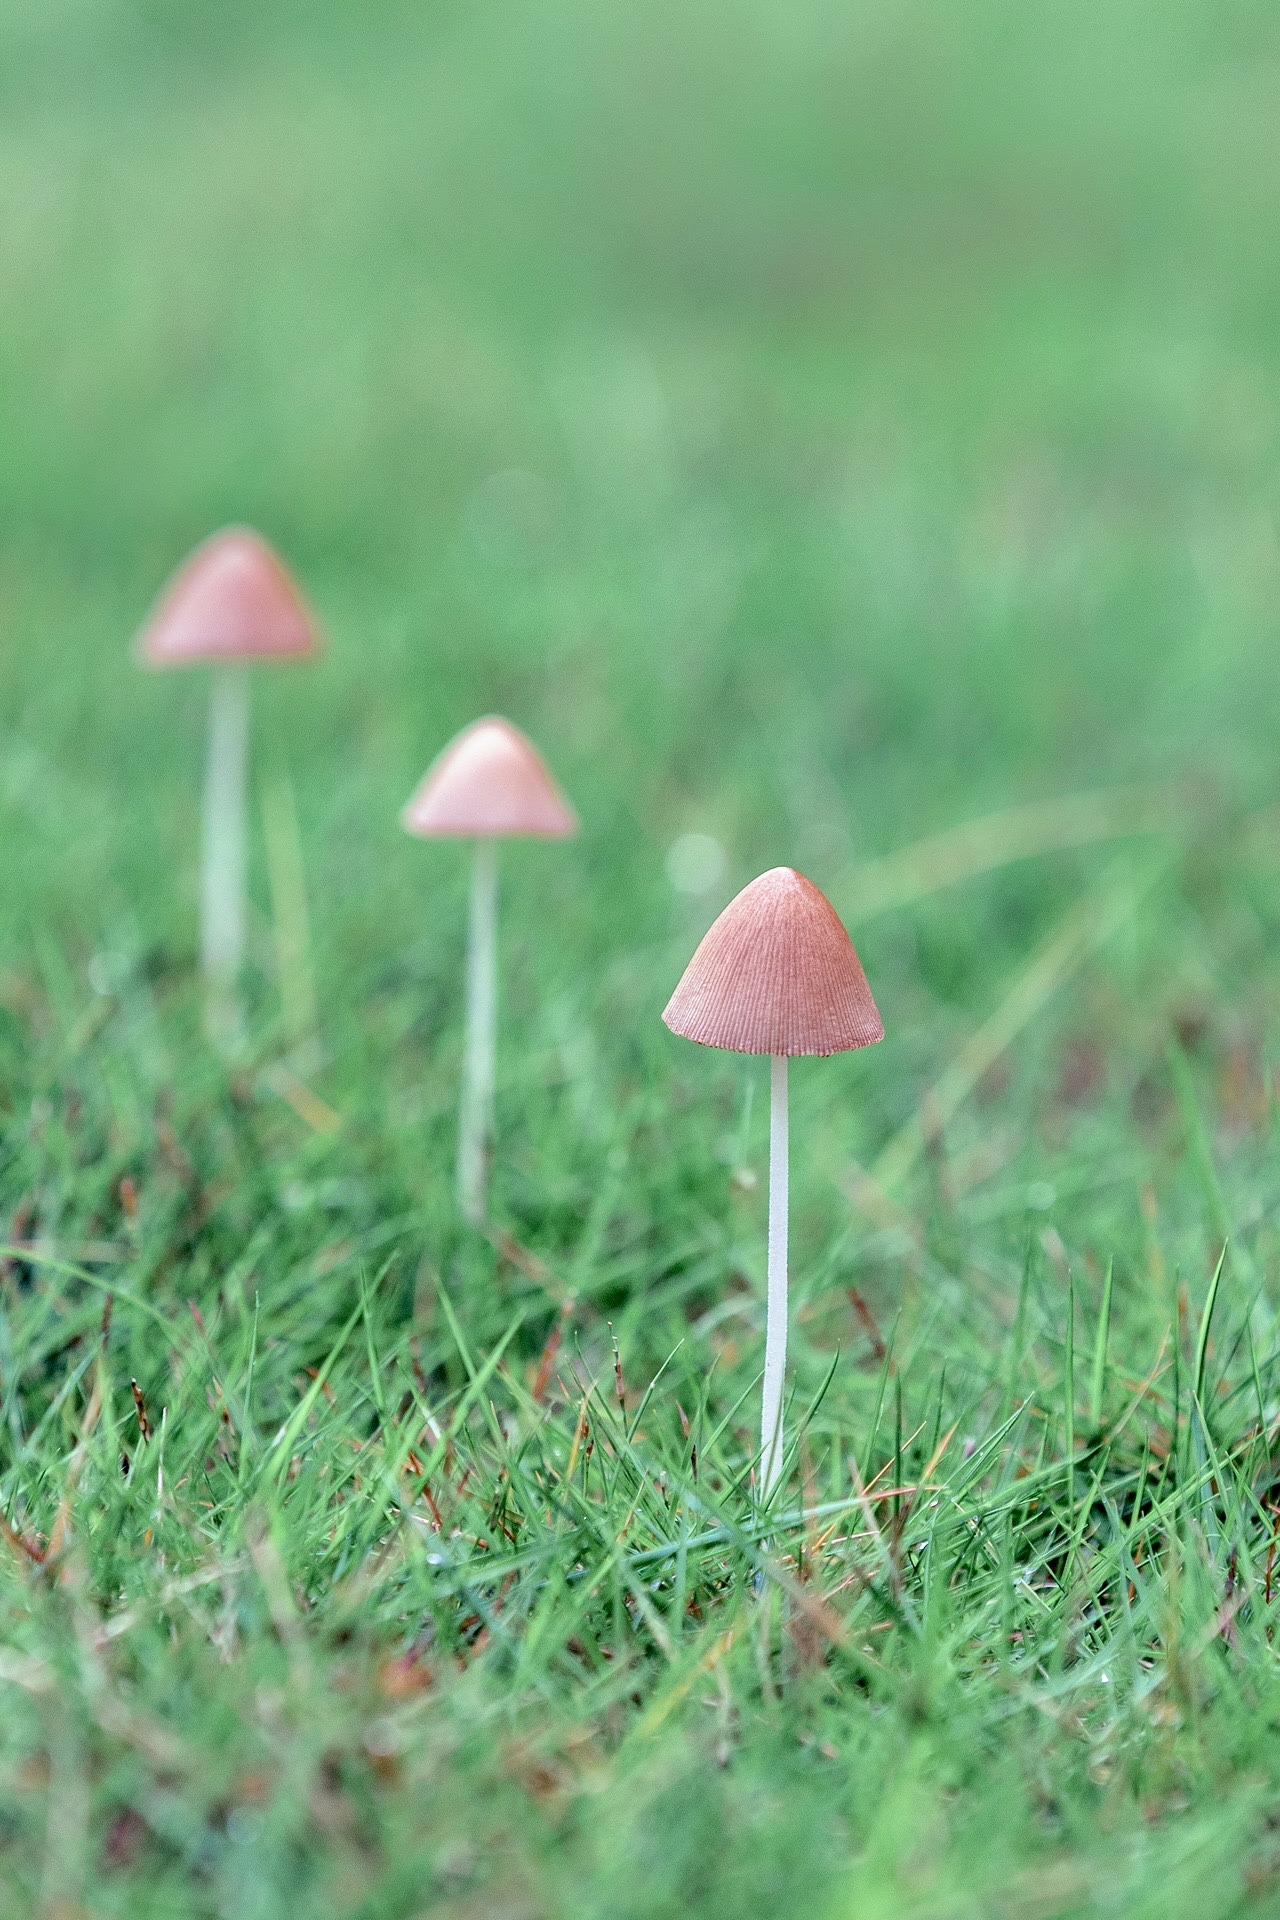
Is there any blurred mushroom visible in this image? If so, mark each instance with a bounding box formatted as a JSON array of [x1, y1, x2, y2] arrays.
[[664, 867, 883, 1501], [136, 527, 320, 1041], [402, 717, 577, 1226]]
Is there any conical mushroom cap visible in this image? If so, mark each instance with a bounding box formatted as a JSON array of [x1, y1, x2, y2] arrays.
[[663, 866, 883, 1056], [136, 527, 320, 667], [401, 717, 578, 840]]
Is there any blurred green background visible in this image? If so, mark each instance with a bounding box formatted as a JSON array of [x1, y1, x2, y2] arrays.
[[8, 0, 1280, 883]]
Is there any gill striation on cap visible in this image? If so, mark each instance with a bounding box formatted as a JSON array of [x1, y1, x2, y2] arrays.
[[663, 866, 883, 1056]]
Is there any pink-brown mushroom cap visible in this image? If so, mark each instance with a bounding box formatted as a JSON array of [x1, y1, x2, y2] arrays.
[[136, 527, 320, 667], [663, 866, 883, 1056], [401, 717, 578, 840]]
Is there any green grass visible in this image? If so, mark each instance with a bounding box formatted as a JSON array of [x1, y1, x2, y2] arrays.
[[7, 0, 1280, 1913]]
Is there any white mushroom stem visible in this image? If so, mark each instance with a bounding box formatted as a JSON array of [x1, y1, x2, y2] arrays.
[[201, 665, 250, 1039], [760, 1052, 789, 1500], [458, 838, 498, 1226]]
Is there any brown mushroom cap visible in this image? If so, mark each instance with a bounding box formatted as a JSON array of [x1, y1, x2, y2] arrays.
[[401, 717, 578, 840], [663, 866, 883, 1056], [136, 527, 320, 667]]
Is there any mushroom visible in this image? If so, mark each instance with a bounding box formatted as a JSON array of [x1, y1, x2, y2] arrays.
[[401, 717, 577, 1226], [136, 527, 320, 1039], [663, 867, 883, 1501]]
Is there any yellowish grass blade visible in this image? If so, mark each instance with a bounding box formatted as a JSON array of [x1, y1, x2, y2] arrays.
[[871, 858, 1168, 1196], [838, 783, 1181, 925]]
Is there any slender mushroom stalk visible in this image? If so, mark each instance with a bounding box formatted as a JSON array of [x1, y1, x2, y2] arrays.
[[761, 1052, 789, 1496], [663, 867, 883, 1505], [135, 527, 320, 1045], [458, 837, 499, 1226], [201, 665, 250, 1040], [402, 716, 577, 1227]]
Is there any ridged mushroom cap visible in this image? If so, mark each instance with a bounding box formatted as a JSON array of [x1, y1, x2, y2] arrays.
[[401, 717, 578, 840], [136, 527, 320, 667], [663, 867, 883, 1056]]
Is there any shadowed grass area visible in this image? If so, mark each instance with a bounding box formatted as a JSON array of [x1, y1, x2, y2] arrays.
[[4, 0, 1280, 1913]]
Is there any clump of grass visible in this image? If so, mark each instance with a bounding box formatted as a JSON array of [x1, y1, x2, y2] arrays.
[[2, 935, 1280, 1920]]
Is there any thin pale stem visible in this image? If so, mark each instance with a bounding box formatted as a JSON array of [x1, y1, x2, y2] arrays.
[[458, 838, 498, 1226], [201, 666, 250, 1045], [760, 1053, 789, 1501]]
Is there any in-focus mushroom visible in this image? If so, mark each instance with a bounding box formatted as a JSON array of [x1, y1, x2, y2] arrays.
[[663, 867, 883, 1501], [136, 527, 320, 1040], [402, 716, 577, 1226]]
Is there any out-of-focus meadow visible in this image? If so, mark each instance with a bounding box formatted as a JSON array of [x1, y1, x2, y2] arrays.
[[5, 2, 1280, 1914]]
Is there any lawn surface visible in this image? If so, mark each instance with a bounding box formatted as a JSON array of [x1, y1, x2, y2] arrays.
[[5, 1, 1280, 1914]]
